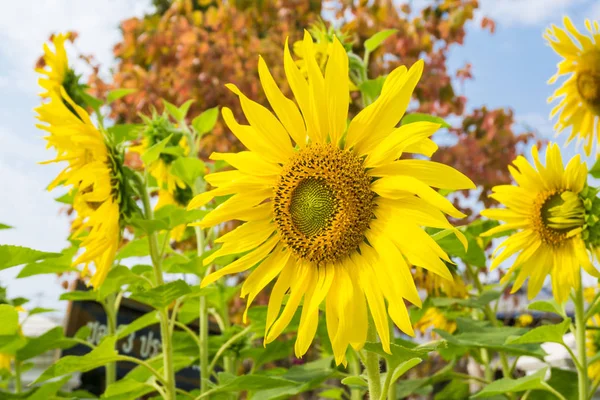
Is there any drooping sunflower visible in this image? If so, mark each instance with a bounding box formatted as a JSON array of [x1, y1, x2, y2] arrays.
[[545, 17, 600, 155], [414, 308, 457, 337], [189, 32, 474, 364], [482, 144, 598, 303], [37, 87, 122, 288], [0, 354, 11, 371], [588, 314, 600, 384], [414, 266, 468, 299]]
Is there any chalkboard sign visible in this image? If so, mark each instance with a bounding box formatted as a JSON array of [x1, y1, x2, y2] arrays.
[[63, 280, 212, 395]]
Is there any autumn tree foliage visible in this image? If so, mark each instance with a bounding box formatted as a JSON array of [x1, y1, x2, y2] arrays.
[[87, 0, 535, 205]]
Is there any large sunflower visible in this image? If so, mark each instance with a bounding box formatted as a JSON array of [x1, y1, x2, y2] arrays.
[[482, 144, 598, 303], [189, 32, 474, 364], [545, 17, 600, 155]]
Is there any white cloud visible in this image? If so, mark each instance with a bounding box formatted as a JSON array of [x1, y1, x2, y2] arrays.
[[476, 0, 587, 27]]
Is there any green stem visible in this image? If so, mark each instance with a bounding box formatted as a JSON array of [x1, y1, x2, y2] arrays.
[[219, 286, 235, 375], [140, 180, 176, 400], [104, 293, 118, 388], [379, 368, 393, 400], [544, 382, 568, 400], [574, 272, 589, 400], [364, 323, 382, 399], [348, 350, 362, 400], [196, 226, 210, 396], [466, 263, 512, 380], [14, 361, 22, 394], [208, 326, 251, 375]]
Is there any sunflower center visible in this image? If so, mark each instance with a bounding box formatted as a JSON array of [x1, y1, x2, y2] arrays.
[[273, 143, 375, 265], [577, 51, 600, 114], [533, 190, 585, 246]]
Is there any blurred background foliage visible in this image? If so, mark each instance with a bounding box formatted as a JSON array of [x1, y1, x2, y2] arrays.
[[78, 0, 537, 210]]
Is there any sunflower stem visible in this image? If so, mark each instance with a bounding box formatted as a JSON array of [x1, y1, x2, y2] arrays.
[[574, 272, 589, 400], [348, 350, 362, 400], [140, 179, 177, 400], [365, 323, 382, 399], [103, 293, 118, 389], [195, 226, 211, 395], [14, 360, 22, 394]]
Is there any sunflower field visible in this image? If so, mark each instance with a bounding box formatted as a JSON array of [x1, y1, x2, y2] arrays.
[[4, 0, 600, 399]]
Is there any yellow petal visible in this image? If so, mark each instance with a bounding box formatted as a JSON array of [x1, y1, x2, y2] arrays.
[[370, 159, 475, 190], [210, 151, 281, 177], [201, 235, 279, 287], [258, 56, 307, 147], [325, 36, 349, 146]]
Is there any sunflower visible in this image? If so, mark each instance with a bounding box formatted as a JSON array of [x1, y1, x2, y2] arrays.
[[515, 313, 534, 327], [414, 266, 468, 299], [188, 32, 474, 364], [588, 314, 600, 384], [414, 308, 456, 337], [0, 354, 11, 371], [36, 86, 122, 288], [156, 189, 192, 241], [545, 17, 600, 155], [482, 144, 598, 303]]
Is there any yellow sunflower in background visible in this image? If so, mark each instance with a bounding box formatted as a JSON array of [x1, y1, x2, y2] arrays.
[[414, 308, 456, 337], [414, 266, 468, 299], [516, 313, 534, 327], [587, 314, 600, 384], [0, 354, 11, 371], [545, 17, 600, 155], [482, 144, 598, 303], [36, 37, 123, 288], [189, 32, 474, 364]]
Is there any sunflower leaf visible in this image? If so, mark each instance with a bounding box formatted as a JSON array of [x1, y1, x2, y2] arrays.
[[192, 106, 219, 135], [107, 88, 137, 103], [528, 299, 566, 317], [505, 319, 570, 345], [141, 133, 173, 165], [364, 29, 398, 52], [0, 223, 12, 230], [170, 157, 205, 188], [471, 367, 549, 398], [0, 245, 61, 271], [130, 279, 192, 309]]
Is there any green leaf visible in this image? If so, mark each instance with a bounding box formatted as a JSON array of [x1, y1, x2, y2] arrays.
[[116, 237, 150, 259], [108, 124, 142, 144], [0, 223, 12, 230], [81, 92, 103, 111], [472, 367, 549, 398], [104, 378, 152, 398], [390, 357, 422, 383], [358, 76, 385, 101], [130, 280, 192, 308], [60, 290, 99, 302], [54, 190, 75, 205], [141, 133, 173, 165], [240, 339, 294, 371], [107, 88, 137, 103], [192, 107, 219, 135], [17, 246, 78, 278], [116, 311, 160, 340], [0, 305, 18, 335], [434, 379, 469, 400], [341, 376, 368, 388], [0, 245, 61, 271], [212, 375, 297, 393], [27, 307, 55, 316], [99, 265, 146, 299], [23, 375, 71, 400], [128, 217, 169, 235], [34, 335, 119, 384], [528, 299, 565, 317], [319, 388, 345, 399], [528, 368, 578, 400], [590, 158, 600, 178], [364, 29, 397, 52], [401, 113, 451, 129], [16, 327, 77, 361], [363, 342, 437, 371], [179, 99, 196, 120], [430, 291, 501, 309], [170, 157, 205, 188], [506, 319, 570, 345]]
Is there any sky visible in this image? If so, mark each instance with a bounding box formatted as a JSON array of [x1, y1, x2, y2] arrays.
[[0, 0, 599, 312]]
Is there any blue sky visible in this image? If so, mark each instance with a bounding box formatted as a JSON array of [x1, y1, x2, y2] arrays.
[[0, 0, 599, 311]]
